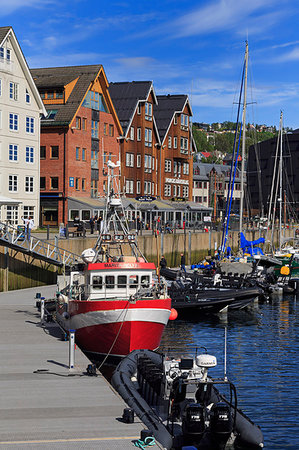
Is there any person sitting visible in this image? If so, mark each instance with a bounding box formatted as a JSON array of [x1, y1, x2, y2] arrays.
[[160, 255, 167, 269]]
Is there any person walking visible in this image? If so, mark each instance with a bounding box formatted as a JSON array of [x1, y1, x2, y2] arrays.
[[97, 215, 103, 234], [89, 216, 95, 234], [23, 216, 34, 241], [180, 253, 186, 274]]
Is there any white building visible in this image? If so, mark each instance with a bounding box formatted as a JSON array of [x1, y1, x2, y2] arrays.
[[0, 27, 46, 227]]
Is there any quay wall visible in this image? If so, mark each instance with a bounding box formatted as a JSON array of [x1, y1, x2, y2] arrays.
[[0, 227, 295, 291]]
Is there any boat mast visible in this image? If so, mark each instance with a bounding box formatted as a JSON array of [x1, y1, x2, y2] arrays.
[[239, 41, 248, 235], [279, 111, 283, 251]]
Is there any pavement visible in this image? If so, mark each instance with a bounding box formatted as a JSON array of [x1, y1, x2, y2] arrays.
[[0, 285, 162, 449]]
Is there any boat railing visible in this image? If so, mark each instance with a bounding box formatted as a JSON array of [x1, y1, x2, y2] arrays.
[[69, 280, 168, 301]]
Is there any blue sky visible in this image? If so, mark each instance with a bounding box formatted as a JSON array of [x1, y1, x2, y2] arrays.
[[3, 0, 299, 128]]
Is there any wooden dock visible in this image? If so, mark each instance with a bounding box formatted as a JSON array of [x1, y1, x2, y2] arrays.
[[0, 285, 160, 449]]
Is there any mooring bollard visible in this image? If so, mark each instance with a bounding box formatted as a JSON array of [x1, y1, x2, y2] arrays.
[[40, 298, 45, 324], [69, 329, 76, 369]]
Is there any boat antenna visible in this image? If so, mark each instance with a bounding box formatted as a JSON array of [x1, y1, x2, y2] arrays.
[[224, 326, 228, 381]]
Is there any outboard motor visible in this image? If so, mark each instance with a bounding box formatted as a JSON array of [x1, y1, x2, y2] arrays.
[[182, 403, 205, 445], [210, 402, 233, 445]]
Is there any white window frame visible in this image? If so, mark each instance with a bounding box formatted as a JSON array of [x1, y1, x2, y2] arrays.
[[145, 128, 152, 147], [9, 113, 18, 131], [26, 146, 34, 164], [25, 176, 34, 193], [145, 102, 152, 121], [125, 152, 134, 167], [136, 180, 141, 194], [173, 136, 177, 148], [137, 154, 141, 167], [9, 82, 18, 101], [130, 126, 134, 141], [137, 127, 141, 141], [125, 179, 134, 194], [26, 89, 31, 104], [165, 159, 171, 173], [9, 144, 18, 162], [137, 103, 141, 115], [164, 184, 171, 197], [168, 136, 172, 148], [9, 175, 18, 192], [26, 116, 35, 134]]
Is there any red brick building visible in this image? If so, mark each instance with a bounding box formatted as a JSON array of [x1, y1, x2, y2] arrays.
[[154, 95, 194, 201], [31, 65, 122, 226], [109, 81, 160, 198]]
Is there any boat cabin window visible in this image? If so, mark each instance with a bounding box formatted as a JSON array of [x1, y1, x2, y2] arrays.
[[129, 275, 139, 288], [117, 275, 127, 288], [92, 276, 103, 290], [141, 275, 150, 287], [105, 275, 115, 289]]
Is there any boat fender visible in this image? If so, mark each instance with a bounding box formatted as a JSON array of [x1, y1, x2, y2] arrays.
[[169, 308, 178, 321], [62, 311, 70, 320]]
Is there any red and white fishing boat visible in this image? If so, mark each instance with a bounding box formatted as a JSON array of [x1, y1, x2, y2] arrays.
[[56, 161, 173, 365]]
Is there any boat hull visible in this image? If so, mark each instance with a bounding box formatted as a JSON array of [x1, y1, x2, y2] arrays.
[[57, 298, 171, 364]]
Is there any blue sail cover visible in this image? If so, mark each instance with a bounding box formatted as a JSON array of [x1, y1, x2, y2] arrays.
[[240, 232, 265, 256]]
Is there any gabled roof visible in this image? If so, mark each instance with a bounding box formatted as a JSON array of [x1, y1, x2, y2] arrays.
[[109, 81, 156, 136], [30, 65, 103, 126], [0, 26, 46, 115], [154, 94, 192, 143]]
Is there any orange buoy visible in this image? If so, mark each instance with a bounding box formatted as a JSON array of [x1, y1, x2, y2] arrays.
[[169, 308, 178, 321], [280, 266, 290, 276]]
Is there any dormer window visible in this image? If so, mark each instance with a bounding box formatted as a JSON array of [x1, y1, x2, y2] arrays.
[[137, 103, 141, 115], [145, 102, 152, 121]]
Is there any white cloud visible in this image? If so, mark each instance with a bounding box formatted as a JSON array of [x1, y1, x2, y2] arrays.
[[0, 0, 57, 16]]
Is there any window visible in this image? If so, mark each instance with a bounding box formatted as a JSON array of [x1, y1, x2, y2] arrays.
[[55, 91, 63, 99], [40, 146, 46, 159], [125, 179, 134, 194], [23, 206, 34, 219], [152, 157, 155, 171], [126, 153, 134, 167], [109, 124, 114, 136], [91, 179, 98, 198], [9, 144, 18, 162], [82, 148, 86, 161], [75, 117, 81, 129], [174, 114, 177, 125], [91, 150, 98, 169], [92, 120, 98, 138], [40, 177, 46, 190], [173, 185, 177, 197], [181, 114, 189, 130], [25, 176, 34, 193], [6, 49, 10, 61], [136, 154, 141, 167], [183, 186, 189, 198], [129, 275, 139, 288], [105, 275, 115, 289], [136, 180, 141, 194], [144, 154, 152, 172], [0, 48, 4, 58], [9, 175, 18, 192], [6, 206, 18, 225], [9, 113, 18, 131], [104, 123, 108, 135], [173, 136, 177, 148], [47, 92, 54, 99], [82, 178, 86, 191], [76, 147, 80, 160], [82, 118, 87, 130], [50, 146, 59, 159], [137, 103, 141, 115], [141, 275, 150, 287], [145, 102, 152, 120], [50, 177, 58, 190], [9, 82, 18, 101], [75, 178, 79, 190], [130, 127, 134, 140], [26, 146, 34, 163], [26, 89, 30, 104], [165, 159, 171, 172], [117, 275, 127, 288], [144, 181, 151, 195], [177, 185, 181, 197], [93, 276, 103, 290], [168, 136, 172, 148], [137, 128, 141, 141], [164, 184, 171, 197], [152, 182, 154, 195], [145, 128, 152, 147], [26, 116, 34, 133]]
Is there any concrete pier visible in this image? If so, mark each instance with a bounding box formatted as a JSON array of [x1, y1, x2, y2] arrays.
[[0, 285, 158, 449]]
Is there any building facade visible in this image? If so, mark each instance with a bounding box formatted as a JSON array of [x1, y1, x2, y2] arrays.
[[154, 95, 194, 202], [0, 27, 46, 227], [31, 65, 122, 226]]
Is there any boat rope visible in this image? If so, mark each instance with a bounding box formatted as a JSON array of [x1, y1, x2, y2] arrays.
[[97, 300, 131, 370], [133, 436, 156, 449]]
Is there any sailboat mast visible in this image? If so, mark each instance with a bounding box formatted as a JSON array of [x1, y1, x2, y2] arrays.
[[279, 111, 283, 250], [239, 41, 248, 234]]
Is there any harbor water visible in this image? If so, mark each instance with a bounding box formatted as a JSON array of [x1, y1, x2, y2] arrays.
[[159, 294, 299, 450]]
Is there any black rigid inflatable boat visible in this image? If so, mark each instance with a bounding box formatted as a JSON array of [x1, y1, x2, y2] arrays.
[[112, 349, 264, 449]]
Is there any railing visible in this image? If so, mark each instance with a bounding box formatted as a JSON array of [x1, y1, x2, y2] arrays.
[[0, 222, 81, 268]]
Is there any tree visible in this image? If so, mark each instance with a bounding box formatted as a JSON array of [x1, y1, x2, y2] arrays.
[[192, 126, 214, 153]]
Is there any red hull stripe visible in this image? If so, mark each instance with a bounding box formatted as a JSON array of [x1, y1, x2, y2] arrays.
[[86, 262, 156, 271]]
